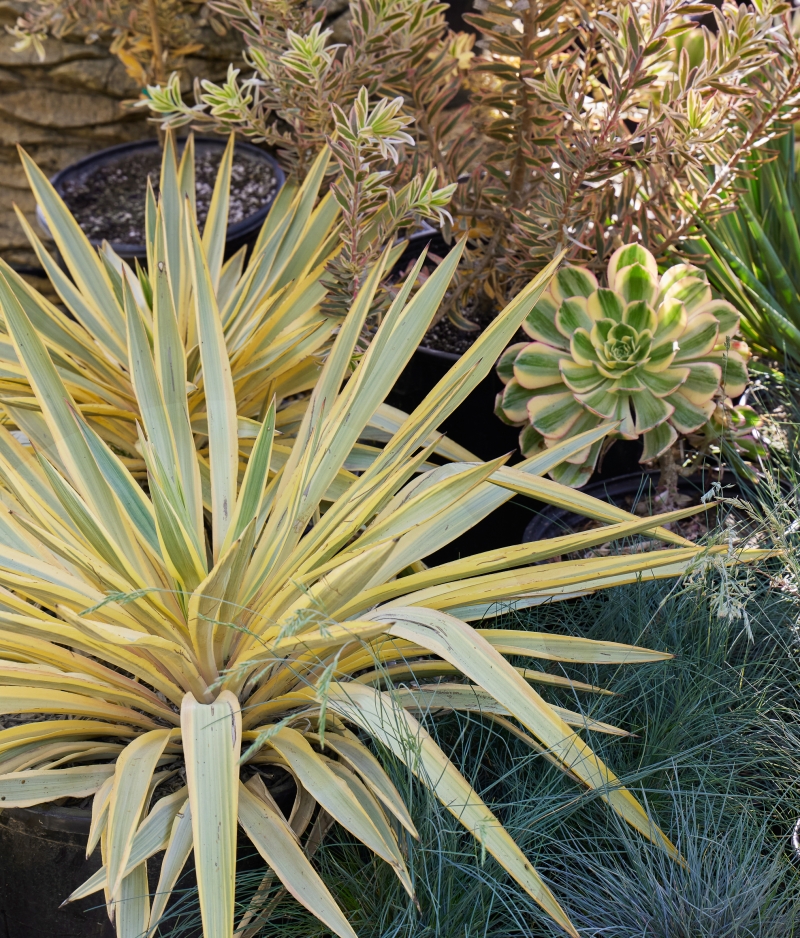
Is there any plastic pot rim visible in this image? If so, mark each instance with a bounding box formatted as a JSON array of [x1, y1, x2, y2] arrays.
[[35, 135, 285, 259]]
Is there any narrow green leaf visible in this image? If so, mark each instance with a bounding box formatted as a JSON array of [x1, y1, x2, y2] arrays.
[[238, 781, 357, 938], [106, 728, 172, 898], [181, 690, 241, 938], [202, 134, 235, 290], [186, 212, 238, 560], [147, 798, 193, 936]]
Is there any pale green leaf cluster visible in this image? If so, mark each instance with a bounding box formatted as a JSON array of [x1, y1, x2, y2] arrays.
[[496, 243, 752, 487], [324, 87, 457, 317]]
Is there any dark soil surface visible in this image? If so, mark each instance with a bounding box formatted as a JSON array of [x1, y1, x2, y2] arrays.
[[60, 146, 278, 245], [394, 231, 529, 355], [423, 302, 496, 355]]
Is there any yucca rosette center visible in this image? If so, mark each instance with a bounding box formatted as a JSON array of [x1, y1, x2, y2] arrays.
[[495, 243, 752, 487]]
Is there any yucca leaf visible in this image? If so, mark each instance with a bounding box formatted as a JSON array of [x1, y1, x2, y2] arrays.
[[125, 271, 180, 488], [158, 132, 186, 321], [202, 134, 234, 290], [0, 763, 114, 807], [114, 861, 149, 935], [397, 683, 630, 736], [479, 629, 672, 663], [9, 214, 127, 363], [490, 464, 693, 545], [324, 681, 579, 938], [186, 210, 238, 560], [106, 728, 173, 899], [68, 407, 160, 554], [339, 502, 714, 616], [67, 788, 187, 903], [238, 781, 357, 938], [218, 246, 247, 308], [145, 176, 157, 273], [147, 797, 193, 936], [153, 216, 204, 540], [144, 441, 208, 593], [326, 759, 414, 894], [354, 455, 509, 552], [178, 135, 197, 216], [16, 148, 125, 346], [0, 258, 125, 387], [87, 772, 114, 857], [188, 521, 256, 682], [266, 727, 409, 881], [374, 607, 677, 855], [0, 661, 176, 720], [182, 690, 241, 938], [250, 178, 298, 258], [265, 147, 331, 287], [307, 731, 418, 838], [365, 403, 477, 462], [0, 274, 155, 585], [0, 423, 75, 527], [223, 400, 274, 554]]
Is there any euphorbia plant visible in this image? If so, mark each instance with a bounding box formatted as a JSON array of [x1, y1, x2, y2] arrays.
[[496, 244, 751, 490], [0, 209, 770, 937]]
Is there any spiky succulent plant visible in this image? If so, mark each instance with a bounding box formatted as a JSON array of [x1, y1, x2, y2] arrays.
[[496, 244, 751, 487], [0, 212, 771, 938], [0, 132, 470, 475]]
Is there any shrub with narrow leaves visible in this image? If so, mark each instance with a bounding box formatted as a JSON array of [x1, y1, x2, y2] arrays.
[[496, 244, 751, 487]]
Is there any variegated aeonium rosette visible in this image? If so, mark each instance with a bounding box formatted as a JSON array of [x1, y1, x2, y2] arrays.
[[496, 244, 751, 486]]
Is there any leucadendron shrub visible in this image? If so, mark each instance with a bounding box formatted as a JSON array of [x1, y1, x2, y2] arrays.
[[496, 243, 753, 487], [0, 206, 771, 938]]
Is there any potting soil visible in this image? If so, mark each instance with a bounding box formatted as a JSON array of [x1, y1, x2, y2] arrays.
[[60, 146, 278, 244]]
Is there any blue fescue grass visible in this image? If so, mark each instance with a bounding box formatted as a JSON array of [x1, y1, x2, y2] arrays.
[[159, 554, 800, 937]]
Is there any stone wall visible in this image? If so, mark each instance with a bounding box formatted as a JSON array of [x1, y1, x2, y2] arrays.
[[0, 0, 244, 267]]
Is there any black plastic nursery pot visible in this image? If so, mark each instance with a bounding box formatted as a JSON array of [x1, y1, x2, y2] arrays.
[[522, 468, 742, 544], [37, 136, 285, 265], [386, 232, 651, 563], [0, 768, 295, 938], [0, 803, 114, 937], [387, 225, 523, 463], [386, 344, 535, 565], [0, 802, 204, 938], [387, 344, 521, 463]]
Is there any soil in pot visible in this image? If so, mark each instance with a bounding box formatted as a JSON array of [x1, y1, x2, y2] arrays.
[[60, 147, 279, 246], [393, 231, 501, 357]]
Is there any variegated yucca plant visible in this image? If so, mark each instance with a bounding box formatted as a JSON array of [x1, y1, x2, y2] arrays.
[[496, 244, 752, 487], [0, 178, 770, 935], [0, 131, 459, 472]]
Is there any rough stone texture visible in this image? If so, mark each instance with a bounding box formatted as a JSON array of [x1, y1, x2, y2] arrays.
[[0, 0, 245, 267]]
